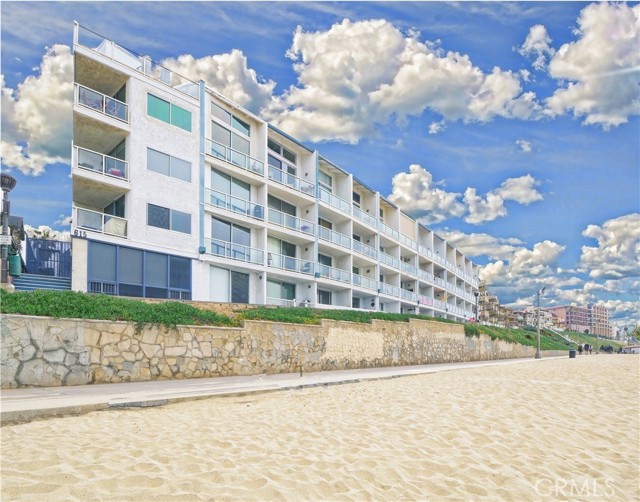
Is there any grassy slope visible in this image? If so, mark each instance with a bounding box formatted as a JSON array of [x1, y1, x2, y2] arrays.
[[1, 290, 582, 350]]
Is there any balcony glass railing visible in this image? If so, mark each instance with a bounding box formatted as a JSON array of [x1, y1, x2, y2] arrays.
[[352, 206, 377, 228], [418, 245, 433, 259], [318, 187, 351, 214], [74, 146, 128, 180], [378, 282, 400, 297], [401, 289, 417, 302], [318, 226, 351, 249], [74, 206, 127, 237], [268, 166, 315, 196], [352, 274, 377, 291], [352, 240, 377, 259], [418, 295, 433, 306], [379, 221, 399, 241], [206, 189, 264, 220], [266, 297, 297, 307], [75, 84, 128, 122], [401, 262, 417, 276], [267, 253, 314, 275], [206, 238, 263, 265], [400, 234, 418, 251], [379, 251, 399, 269], [418, 269, 434, 283], [318, 264, 351, 283], [267, 209, 314, 235], [206, 139, 264, 176]]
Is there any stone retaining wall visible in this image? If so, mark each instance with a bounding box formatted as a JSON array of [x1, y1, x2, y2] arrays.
[[0, 314, 566, 388]]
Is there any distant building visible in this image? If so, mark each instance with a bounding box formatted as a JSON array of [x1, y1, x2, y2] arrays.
[[544, 305, 612, 337]]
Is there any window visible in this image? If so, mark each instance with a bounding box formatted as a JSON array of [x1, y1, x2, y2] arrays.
[[267, 195, 296, 216], [119, 247, 143, 297], [212, 102, 251, 137], [267, 279, 295, 301], [318, 254, 332, 267], [212, 218, 251, 260], [318, 171, 332, 192], [147, 94, 192, 132], [148, 204, 191, 234], [352, 297, 361, 309], [353, 192, 361, 208], [146, 252, 168, 298], [147, 148, 191, 182], [268, 139, 297, 165], [212, 169, 251, 202], [268, 236, 297, 271], [318, 218, 332, 230], [210, 266, 249, 303], [379, 208, 384, 220], [318, 289, 332, 305], [104, 195, 125, 218], [212, 122, 250, 157], [353, 233, 361, 242]]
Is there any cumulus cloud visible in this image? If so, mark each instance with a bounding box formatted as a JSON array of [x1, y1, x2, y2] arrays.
[[436, 230, 524, 260], [545, 2, 640, 129], [265, 19, 541, 143], [24, 224, 71, 242], [580, 213, 640, 279], [516, 139, 532, 152], [519, 24, 555, 71], [428, 121, 446, 135], [388, 165, 464, 224], [160, 50, 276, 113], [1, 45, 73, 175], [463, 174, 543, 224]]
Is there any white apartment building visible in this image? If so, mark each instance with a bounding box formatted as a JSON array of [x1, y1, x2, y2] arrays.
[[70, 23, 480, 319]]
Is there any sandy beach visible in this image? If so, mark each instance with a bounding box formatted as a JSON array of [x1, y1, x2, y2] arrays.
[[1, 355, 638, 501]]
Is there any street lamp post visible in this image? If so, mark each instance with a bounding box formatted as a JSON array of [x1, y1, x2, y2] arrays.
[[1, 174, 17, 287], [535, 287, 546, 359], [474, 291, 480, 323]]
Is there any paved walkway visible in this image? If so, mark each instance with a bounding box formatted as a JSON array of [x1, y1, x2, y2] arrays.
[[1, 357, 564, 424]]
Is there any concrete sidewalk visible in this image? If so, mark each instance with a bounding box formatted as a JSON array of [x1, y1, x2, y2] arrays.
[[1, 357, 563, 424]]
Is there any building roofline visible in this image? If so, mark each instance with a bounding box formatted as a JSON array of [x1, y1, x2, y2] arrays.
[[267, 124, 314, 154]]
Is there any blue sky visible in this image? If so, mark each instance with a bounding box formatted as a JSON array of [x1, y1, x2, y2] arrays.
[[1, 1, 639, 328]]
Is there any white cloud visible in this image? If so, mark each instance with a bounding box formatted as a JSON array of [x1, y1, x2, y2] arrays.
[[436, 230, 524, 260], [160, 50, 276, 113], [428, 121, 446, 135], [265, 19, 541, 143], [463, 174, 543, 224], [1, 44, 73, 175], [580, 213, 640, 279], [388, 165, 464, 224], [54, 214, 72, 227], [545, 2, 640, 129], [516, 139, 532, 152], [24, 224, 70, 242], [518, 24, 555, 71]]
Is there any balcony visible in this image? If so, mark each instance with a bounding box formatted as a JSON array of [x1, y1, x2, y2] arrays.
[[401, 289, 417, 302], [267, 253, 314, 275], [352, 206, 377, 228], [378, 282, 400, 297], [379, 221, 399, 241], [401, 262, 417, 276], [318, 226, 351, 249], [318, 187, 351, 214], [419, 269, 434, 283], [74, 206, 127, 237], [317, 264, 351, 283], [418, 295, 433, 307], [206, 238, 263, 265], [399, 234, 418, 251], [74, 146, 128, 181], [352, 240, 377, 260], [380, 251, 399, 270], [75, 84, 128, 123], [206, 189, 264, 221], [206, 139, 264, 176], [419, 245, 434, 260], [352, 274, 377, 291], [268, 166, 315, 196], [266, 297, 297, 307], [267, 209, 314, 235]]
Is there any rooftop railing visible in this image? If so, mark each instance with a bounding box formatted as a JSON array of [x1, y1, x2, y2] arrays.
[[318, 187, 351, 214], [74, 206, 127, 238], [267, 208, 314, 235], [206, 238, 263, 265], [318, 226, 351, 249], [206, 188, 264, 221], [352, 274, 377, 291], [352, 240, 377, 259], [352, 206, 377, 228], [74, 145, 128, 181], [206, 139, 264, 176], [75, 84, 128, 123], [267, 253, 314, 275], [317, 264, 351, 283], [268, 165, 315, 196]]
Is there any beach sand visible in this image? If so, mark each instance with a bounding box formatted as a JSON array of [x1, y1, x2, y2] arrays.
[[1, 355, 638, 501]]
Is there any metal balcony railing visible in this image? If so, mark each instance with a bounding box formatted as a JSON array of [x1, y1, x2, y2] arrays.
[[267, 253, 314, 275], [206, 188, 264, 220], [75, 84, 128, 122], [206, 238, 263, 265], [318, 187, 351, 214], [352, 274, 377, 291], [317, 264, 351, 283], [74, 206, 128, 237], [267, 209, 314, 235], [74, 145, 128, 180], [352, 206, 377, 228], [318, 226, 351, 249], [268, 166, 315, 196], [352, 240, 377, 259], [206, 139, 264, 176]]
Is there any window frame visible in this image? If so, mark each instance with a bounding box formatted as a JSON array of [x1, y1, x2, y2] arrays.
[[147, 93, 192, 132], [147, 203, 192, 234]]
